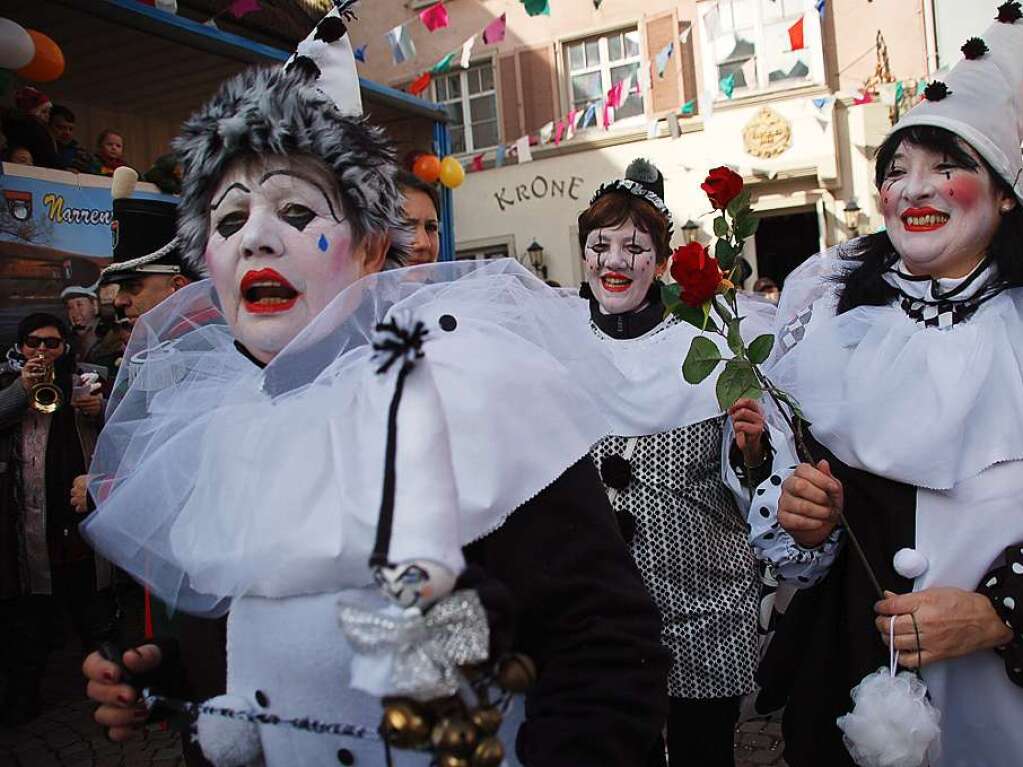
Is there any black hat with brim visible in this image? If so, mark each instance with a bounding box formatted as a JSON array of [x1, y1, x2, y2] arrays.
[[100, 197, 187, 285]]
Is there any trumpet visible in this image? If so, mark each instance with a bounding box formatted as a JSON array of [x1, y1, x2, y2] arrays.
[[28, 354, 63, 414]]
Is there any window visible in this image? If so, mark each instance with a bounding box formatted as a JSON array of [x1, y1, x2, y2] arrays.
[[456, 243, 510, 262], [564, 28, 644, 123], [433, 63, 499, 154], [698, 0, 824, 100]]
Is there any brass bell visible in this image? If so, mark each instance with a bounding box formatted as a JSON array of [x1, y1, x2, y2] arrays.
[[472, 736, 505, 767], [381, 700, 431, 749], [437, 755, 471, 767], [430, 717, 478, 754], [470, 707, 502, 735], [496, 653, 536, 693]]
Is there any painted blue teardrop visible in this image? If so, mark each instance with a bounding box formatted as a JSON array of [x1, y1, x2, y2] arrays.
[[318, 233, 329, 252]]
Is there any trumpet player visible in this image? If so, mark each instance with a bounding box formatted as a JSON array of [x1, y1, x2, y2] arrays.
[[0, 313, 115, 726]]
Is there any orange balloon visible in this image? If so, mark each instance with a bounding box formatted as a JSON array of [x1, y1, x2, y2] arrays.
[[16, 30, 65, 83], [412, 154, 441, 184]]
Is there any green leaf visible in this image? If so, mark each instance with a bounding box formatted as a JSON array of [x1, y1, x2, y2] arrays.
[[661, 283, 681, 304], [735, 215, 760, 240], [670, 300, 718, 332], [715, 358, 762, 410], [713, 215, 729, 237], [715, 238, 737, 269], [726, 188, 752, 218], [726, 317, 743, 355], [747, 333, 774, 365], [682, 336, 723, 385]]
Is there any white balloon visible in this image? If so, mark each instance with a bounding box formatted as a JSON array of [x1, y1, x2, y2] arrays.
[[0, 18, 34, 70]]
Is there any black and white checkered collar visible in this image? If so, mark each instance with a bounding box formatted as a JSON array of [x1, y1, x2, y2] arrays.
[[884, 258, 1000, 329]]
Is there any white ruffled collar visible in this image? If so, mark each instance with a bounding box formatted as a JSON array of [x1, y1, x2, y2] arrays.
[[883, 258, 996, 304]]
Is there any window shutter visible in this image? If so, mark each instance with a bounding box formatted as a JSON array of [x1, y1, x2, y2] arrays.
[[497, 53, 522, 142], [679, 20, 698, 110], [517, 44, 558, 135], [644, 10, 683, 116]]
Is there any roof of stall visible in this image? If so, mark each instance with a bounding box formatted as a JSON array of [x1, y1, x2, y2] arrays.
[[7, 0, 449, 125]]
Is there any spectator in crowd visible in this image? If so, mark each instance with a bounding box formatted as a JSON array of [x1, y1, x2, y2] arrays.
[[0, 313, 116, 725], [60, 284, 122, 375], [142, 153, 183, 195], [49, 106, 99, 174], [753, 276, 780, 304], [1, 87, 60, 170], [397, 170, 441, 265], [95, 129, 128, 176], [3, 145, 33, 165]]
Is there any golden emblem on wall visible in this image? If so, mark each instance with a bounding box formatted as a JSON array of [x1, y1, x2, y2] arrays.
[[742, 106, 792, 159]]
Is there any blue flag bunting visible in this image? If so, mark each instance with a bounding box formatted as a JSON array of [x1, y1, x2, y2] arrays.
[[582, 103, 598, 128], [354, 44, 367, 63], [816, 0, 826, 17]]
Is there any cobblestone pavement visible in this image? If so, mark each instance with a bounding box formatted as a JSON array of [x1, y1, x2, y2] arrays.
[[2, 617, 784, 766]]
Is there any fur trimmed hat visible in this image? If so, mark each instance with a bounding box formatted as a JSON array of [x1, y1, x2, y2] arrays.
[[173, 1, 409, 271]]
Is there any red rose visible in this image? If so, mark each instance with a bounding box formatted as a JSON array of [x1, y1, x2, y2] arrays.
[[670, 243, 723, 307], [701, 166, 744, 210]]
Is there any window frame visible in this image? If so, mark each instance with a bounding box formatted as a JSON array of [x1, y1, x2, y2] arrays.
[[561, 25, 646, 131], [431, 60, 500, 155], [697, 0, 826, 103]]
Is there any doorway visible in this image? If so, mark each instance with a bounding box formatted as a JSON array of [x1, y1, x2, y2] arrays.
[[753, 210, 821, 287]]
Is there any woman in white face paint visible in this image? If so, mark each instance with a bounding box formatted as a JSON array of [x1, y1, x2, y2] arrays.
[[578, 159, 773, 767], [750, 7, 1023, 765], [76, 4, 672, 766]]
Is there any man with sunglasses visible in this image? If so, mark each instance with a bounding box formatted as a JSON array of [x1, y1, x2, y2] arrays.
[[0, 313, 116, 725]]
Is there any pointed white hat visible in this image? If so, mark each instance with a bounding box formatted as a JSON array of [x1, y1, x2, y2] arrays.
[[285, 0, 363, 117], [896, 2, 1023, 203]]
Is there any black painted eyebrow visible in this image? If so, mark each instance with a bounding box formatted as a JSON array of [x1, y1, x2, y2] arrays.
[[260, 170, 343, 223], [210, 182, 251, 210]]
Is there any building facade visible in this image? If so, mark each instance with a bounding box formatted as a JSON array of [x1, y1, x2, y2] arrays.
[[353, 0, 997, 286]]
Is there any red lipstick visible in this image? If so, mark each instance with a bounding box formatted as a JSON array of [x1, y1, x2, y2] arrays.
[[600, 271, 634, 294], [240, 268, 300, 314], [901, 207, 950, 232]]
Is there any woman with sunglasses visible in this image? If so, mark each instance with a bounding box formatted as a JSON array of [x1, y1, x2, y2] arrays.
[[0, 312, 115, 725]]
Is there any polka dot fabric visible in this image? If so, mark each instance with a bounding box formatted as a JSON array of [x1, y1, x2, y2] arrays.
[[747, 464, 844, 588], [592, 416, 760, 699], [978, 542, 1023, 687]]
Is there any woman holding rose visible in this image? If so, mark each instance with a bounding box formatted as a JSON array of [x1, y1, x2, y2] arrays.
[[749, 7, 1023, 765], [576, 159, 775, 767]]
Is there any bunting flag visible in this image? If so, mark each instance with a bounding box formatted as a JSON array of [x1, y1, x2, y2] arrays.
[[409, 71, 432, 96], [539, 121, 555, 144], [203, 17, 219, 28], [521, 0, 551, 16], [354, 44, 368, 63], [878, 81, 899, 106], [679, 25, 692, 44], [720, 72, 736, 99], [567, 109, 579, 130], [419, 2, 449, 32], [515, 135, 533, 163], [654, 42, 674, 78], [387, 23, 417, 64], [680, 99, 697, 116], [227, 0, 260, 19], [812, 97, 829, 110], [646, 121, 660, 140], [471, 153, 485, 172], [483, 14, 507, 44], [637, 63, 652, 94], [581, 103, 598, 128], [788, 16, 805, 51], [460, 35, 476, 68], [554, 120, 567, 145], [606, 78, 626, 109], [602, 102, 614, 129], [853, 90, 874, 105], [495, 144, 506, 167], [431, 52, 456, 74], [816, 0, 826, 18]]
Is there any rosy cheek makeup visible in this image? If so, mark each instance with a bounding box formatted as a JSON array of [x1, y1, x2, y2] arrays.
[[944, 175, 980, 210]]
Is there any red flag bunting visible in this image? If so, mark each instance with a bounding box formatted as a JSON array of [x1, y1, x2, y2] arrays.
[[409, 71, 432, 96], [788, 16, 805, 51], [419, 2, 449, 32], [471, 153, 485, 172]]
